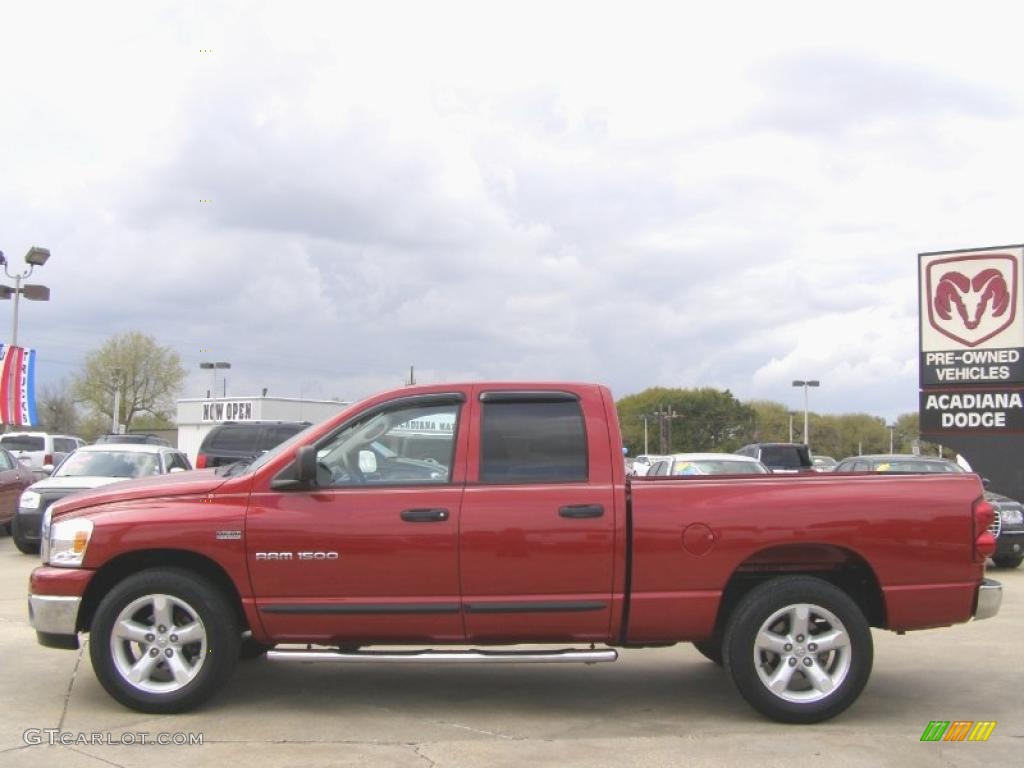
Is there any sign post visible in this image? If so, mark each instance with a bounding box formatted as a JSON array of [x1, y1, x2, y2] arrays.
[[919, 244, 1024, 500]]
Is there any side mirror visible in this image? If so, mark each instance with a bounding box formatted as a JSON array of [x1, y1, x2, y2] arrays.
[[296, 445, 317, 485], [358, 450, 378, 474]]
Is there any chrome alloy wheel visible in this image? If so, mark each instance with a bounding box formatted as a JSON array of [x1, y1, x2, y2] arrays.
[[753, 602, 852, 704], [109, 593, 208, 694]]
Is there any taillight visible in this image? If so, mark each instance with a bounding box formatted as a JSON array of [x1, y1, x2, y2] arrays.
[[973, 499, 996, 562], [44, 453, 53, 466], [196, 454, 208, 469]]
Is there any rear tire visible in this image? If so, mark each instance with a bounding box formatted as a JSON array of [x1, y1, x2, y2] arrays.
[[89, 568, 240, 713], [723, 576, 873, 724]]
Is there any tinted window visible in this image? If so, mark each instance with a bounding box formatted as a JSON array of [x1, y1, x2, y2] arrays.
[[262, 425, 307, 450], [760, 446, 809, 469], [203, 425, 260, 452], [0, 435, 44, 451], [0, 450, 11, 470], [315, 402, 460, 486], [480, 399, 587, 483]]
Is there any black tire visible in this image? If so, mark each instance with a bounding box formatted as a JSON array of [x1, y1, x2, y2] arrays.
[[239, 638, 273, 660], [992, 555, 1023, 569], [89, 568, 240, 713], [11, 516, 40, 555], [692, 636, 724, 666], [723, 576, 873, 724]]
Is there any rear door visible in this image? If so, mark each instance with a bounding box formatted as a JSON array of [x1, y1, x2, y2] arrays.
[[459, 387, 617, 642]]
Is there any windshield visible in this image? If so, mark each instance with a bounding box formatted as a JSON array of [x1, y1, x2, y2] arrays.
[[873, 459, 964, 473], [671, 460, 768, 475], [243, 422, 321, 474], [56, 450, 161, 478]]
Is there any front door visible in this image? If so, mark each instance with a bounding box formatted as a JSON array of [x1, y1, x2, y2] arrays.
[[246, 393, 469, 643]]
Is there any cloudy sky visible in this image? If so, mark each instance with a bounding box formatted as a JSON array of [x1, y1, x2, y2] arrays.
[[2, 1, 1022, 420]]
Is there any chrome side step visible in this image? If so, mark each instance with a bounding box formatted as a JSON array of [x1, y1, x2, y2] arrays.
[[267, 647, 618, 664]]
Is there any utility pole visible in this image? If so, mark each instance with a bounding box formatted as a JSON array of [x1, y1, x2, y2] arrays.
[[111, 368, 122, 434], [652, 405, 680, 454]]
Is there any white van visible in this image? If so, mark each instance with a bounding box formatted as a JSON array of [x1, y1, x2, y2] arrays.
[[0, 432, 85, 476]]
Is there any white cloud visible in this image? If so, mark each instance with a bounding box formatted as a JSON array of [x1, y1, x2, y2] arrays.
[[2, 1, 1023, 418]]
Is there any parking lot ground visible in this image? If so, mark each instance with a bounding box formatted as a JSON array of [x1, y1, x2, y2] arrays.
[[0, 534, 1019, 767]]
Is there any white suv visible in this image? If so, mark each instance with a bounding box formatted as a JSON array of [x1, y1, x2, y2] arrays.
[[0, 432, 85, 476]]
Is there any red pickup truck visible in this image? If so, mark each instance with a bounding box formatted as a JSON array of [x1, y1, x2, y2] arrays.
[[28, 382, 1001, 723]]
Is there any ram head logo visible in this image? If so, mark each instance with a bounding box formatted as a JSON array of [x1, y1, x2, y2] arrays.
[[926, 255, 1018, 347]]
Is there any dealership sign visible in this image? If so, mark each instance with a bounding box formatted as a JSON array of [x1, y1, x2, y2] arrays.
[[919, 245, 1024, 433], [202, 400, 254, 422]]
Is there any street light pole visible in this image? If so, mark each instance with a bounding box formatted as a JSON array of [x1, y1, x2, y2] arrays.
[[0, 247, 51, 429], [792, 380, 820, 447], [199, 361, 231, 399], [641, 415, 649, 455]]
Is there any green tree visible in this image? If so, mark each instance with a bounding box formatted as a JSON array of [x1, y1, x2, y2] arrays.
[[72, 332, 186, 432], [617, 387, 756, 455]]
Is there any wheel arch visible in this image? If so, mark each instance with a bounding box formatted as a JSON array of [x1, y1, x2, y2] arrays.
[[77, 549, 247, 633], [712, 543, 886, 637]]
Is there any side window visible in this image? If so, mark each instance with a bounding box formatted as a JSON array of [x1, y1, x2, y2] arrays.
[[316, 401, 460, 486], [852, 460, 869, 471], [0, 450, 11, 470], [480, 398, 587, 483], [166, 453, 191, 471], [54, 438, 76, 453], [650, 460, 668, 476]]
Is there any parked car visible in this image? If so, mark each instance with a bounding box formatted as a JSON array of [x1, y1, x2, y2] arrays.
[[0, 447, 36, 533], [0, 432, 85, 477], [196, 421, 310, 469], [811, 455, 838, 472], [834, 454, 1024, 569], [11, 443, 192, 554], [28, 381, 1000, 723], [95, 433, 171, 446], [629, 454, 666, 476], [646, 453, 770, 476], [734, 442, 814, 473]]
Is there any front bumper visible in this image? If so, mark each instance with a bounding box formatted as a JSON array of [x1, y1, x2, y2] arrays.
[[995, 529, 1024, 559], [973, 579, 1002, 621], [28, 595, 82, 649]]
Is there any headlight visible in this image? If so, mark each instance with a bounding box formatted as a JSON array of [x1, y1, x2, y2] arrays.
[[19, 490, 41, 510], [46, 517, 94, 568]]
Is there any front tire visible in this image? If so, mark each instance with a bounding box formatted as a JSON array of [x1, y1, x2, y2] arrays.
[[992, 554, 1023, 569], [89, 568, 240, 713], [11, 516, 40, 555], [723, 577, 873, 723]]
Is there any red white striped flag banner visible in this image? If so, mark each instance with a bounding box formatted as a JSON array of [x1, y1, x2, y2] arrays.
[[0, 345, 39, 426]]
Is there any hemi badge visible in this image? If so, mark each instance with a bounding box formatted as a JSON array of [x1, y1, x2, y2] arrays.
[[216, 530, 242, 541]]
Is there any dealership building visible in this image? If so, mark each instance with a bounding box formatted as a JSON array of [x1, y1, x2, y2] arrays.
[[175, 395, 350, 464]]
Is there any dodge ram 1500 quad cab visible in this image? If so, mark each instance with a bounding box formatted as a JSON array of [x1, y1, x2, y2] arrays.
[[28, 382, 1001, 723]]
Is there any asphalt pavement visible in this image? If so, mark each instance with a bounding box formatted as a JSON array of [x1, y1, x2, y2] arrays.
[[0, 533, 1018, 767]]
